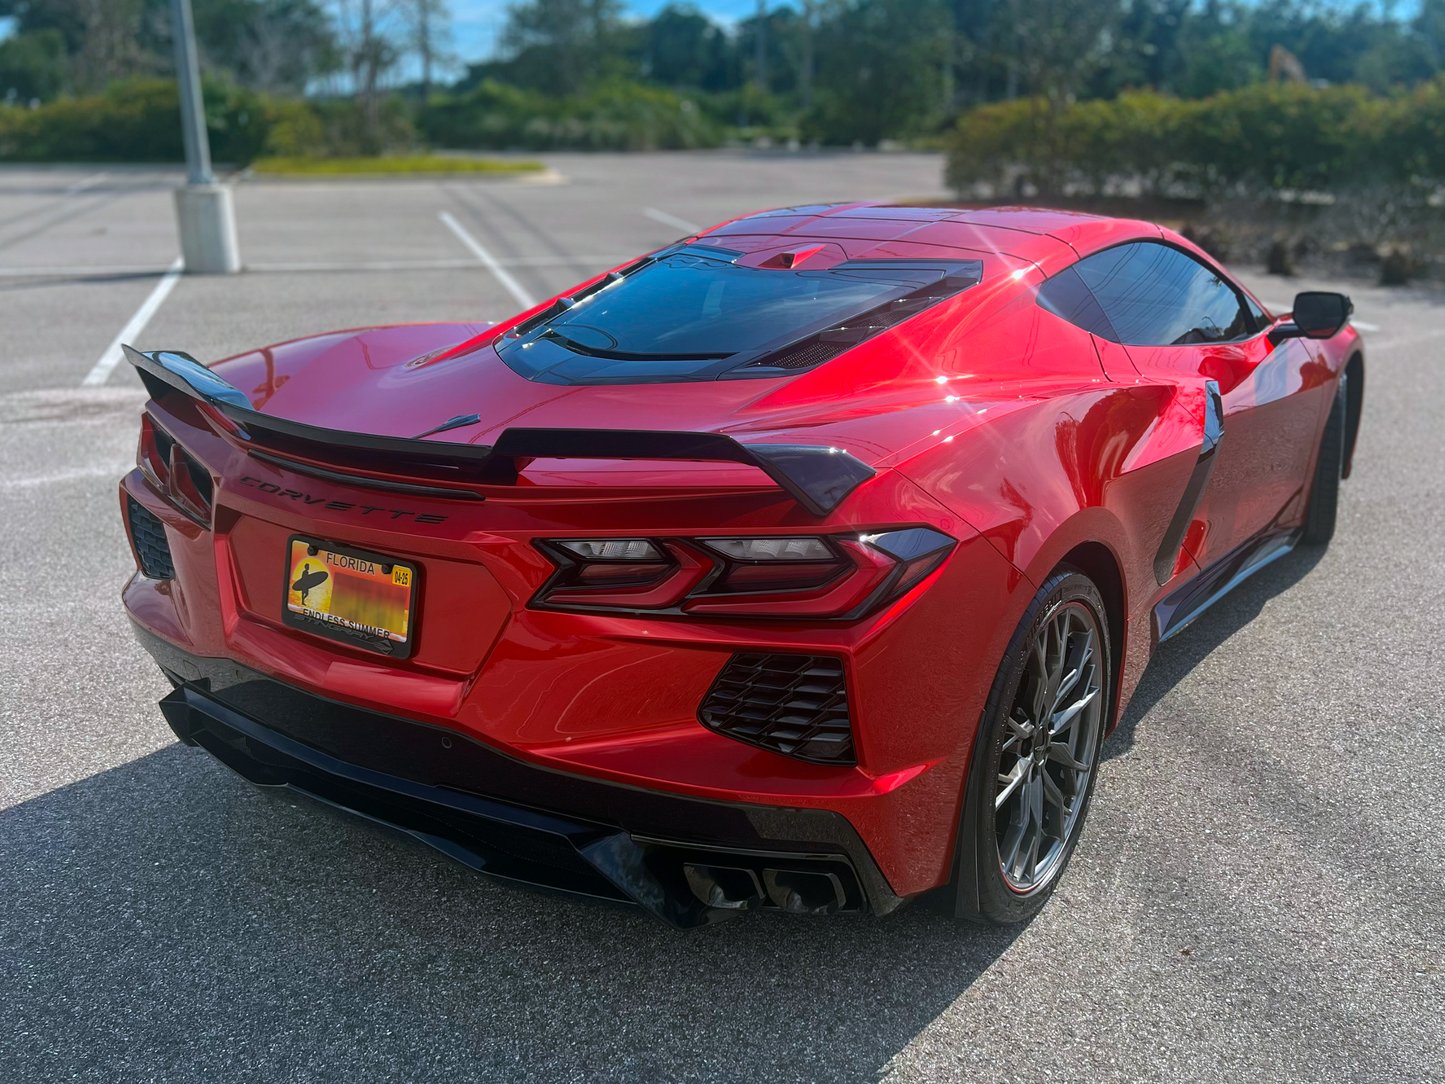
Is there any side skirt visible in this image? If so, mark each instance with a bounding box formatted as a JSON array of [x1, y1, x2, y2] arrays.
[[1153, 528, 1302, 644]]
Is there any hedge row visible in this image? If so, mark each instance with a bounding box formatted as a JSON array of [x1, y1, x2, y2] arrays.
[[0, 79, 302, 165], [947, 80, 1445, 197], [418, 79, 722, 152], [0, 77, 723, 162]]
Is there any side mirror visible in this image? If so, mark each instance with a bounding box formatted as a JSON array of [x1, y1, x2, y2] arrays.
[[1293, 292, 1353, 338], [1270, 291, 1353, 345]]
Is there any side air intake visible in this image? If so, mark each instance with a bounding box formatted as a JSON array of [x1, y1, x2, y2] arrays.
[[698, 653, 853, 764]]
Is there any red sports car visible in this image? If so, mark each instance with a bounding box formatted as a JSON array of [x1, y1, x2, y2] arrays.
[[120, 204, 1362, 927]]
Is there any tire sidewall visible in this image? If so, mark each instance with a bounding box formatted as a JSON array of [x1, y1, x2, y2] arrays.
[[969, 570, 1111, 925], [1303, 373, 1347, 546]]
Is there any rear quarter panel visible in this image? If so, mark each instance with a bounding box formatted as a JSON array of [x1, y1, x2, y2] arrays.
[[893, 379, 1217, 721]]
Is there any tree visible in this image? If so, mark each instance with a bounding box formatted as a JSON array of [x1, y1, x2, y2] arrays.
[[994, 0, 1121, 192], [401, 0, 449, 98], [806, 0, 953, 145], [329, 0, 404, 148], [799, 0, 816, 107], [59, 0, 158, 92], [737, 3, 806, 95], [193, 0, 338, 93], [1174, 0, 1260, 99], [495, 0, 626, 96], [0, 0, 338, 97], [640, 4, 732, 91], [0, 27, 65, 101]]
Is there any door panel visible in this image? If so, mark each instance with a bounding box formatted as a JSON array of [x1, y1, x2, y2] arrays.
[[1061, 239, 1324, 570], [1125, 334, 1321, 566]]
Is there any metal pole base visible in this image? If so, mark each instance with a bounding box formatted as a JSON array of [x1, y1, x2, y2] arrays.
[[174, 184, 241, 274]]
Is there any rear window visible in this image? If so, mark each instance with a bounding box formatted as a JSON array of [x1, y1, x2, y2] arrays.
[[496, 245, 982, 384]]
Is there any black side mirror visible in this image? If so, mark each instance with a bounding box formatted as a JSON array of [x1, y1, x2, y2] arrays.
[[1270, 291, 1353, 345], [1293, 292, 1353, 337]]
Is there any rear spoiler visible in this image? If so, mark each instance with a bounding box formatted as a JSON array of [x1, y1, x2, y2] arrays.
[[124, 345, 874, 516]]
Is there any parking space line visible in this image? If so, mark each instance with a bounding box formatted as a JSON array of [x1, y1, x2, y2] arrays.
[[80, 256, 184, 387], [643, 207, 702, 233], [438, 211, 537, 310], [64, 171, 109, 195]]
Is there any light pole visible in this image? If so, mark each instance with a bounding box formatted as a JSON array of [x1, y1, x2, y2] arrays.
[[170, 0, 241, 273]]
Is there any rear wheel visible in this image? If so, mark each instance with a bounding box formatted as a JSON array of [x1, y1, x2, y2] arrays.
[[1302, 374, 1347, 546], [954, 570, 1110, 925]]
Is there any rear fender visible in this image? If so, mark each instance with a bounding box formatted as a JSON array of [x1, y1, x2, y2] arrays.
[[894, 381, 1220, 719]]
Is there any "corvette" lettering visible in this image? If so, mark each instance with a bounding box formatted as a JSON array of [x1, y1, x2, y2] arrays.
[[239, 476, 448, 524]]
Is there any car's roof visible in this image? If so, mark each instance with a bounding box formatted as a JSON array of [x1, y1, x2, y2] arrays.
[[699, 202, 1160, 267]]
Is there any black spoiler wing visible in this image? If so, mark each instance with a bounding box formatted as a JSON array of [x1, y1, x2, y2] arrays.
[[125, 345, 874, 516]]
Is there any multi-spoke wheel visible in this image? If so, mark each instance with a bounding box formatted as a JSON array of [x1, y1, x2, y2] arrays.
[[948, 568, 1111, 925], [994, 600, 1103, 892]]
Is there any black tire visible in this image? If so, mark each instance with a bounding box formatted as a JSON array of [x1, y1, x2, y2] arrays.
[[1302, 374, 1347, 546], [952, 569, 1111, 925]]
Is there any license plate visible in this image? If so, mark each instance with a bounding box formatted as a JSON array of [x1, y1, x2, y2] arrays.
[[283, 537, 418, 657]]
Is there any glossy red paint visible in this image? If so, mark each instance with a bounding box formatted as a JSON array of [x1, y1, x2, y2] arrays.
[[120, 203, 1362, 910]]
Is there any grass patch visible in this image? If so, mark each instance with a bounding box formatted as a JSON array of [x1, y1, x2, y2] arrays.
[[251, 155, 545, 176]]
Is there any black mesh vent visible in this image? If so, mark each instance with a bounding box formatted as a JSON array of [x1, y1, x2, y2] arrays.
[[699, 653, 854, 764], [745, 339, 850, 371], [126, 496, 175, 579]]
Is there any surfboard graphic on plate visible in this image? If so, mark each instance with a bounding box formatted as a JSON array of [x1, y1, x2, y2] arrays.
[[283, 537, 417, 656]]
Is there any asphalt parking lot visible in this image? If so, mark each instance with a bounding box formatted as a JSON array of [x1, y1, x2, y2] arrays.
[[1, 153, 1441, 1084]]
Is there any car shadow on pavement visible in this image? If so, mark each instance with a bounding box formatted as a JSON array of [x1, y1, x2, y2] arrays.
[[1103, 542, 1326, 762], [1, 738, 1025, 1084]]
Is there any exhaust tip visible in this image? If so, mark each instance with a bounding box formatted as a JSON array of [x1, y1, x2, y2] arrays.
[[683, 863, 765, 910], [762, 868, 847, 915]]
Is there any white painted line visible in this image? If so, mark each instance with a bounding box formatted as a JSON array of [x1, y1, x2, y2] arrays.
[[1351, 320, 1380, 332], [438, 210, 537, 310], [643, 207, 702, 234], [64, 171, 108, 194], [80, 256, 184, 387]]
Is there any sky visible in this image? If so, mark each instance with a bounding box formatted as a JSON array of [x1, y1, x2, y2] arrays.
[[451, 1, 775, 65], [0, 4, 767, 53]]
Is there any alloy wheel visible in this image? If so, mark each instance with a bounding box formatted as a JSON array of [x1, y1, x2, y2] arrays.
[[994, 599, 1104, 893]]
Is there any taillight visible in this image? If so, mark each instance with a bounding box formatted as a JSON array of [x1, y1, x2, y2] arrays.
[[138, 413, 214, 526], [862, 527, 956, 595], [699, 536, 851, 594], [532, 527, 953, 620]]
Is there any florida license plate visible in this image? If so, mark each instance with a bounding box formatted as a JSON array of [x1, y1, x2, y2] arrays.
[[283, 537, 418, 657]]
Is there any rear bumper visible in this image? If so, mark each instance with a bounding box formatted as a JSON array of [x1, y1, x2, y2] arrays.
[[138, 625, 903, 926]]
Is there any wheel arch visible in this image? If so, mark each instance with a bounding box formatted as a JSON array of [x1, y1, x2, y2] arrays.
[[1055, 541, 1125, 734]]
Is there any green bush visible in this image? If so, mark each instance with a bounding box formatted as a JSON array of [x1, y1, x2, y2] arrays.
[[947, 79, 1445, 199], [1377, 77, 1445, 181], [0, 78, 279, 165], [418, 79, 722, 151], [1181, 83, 1381, 192]]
